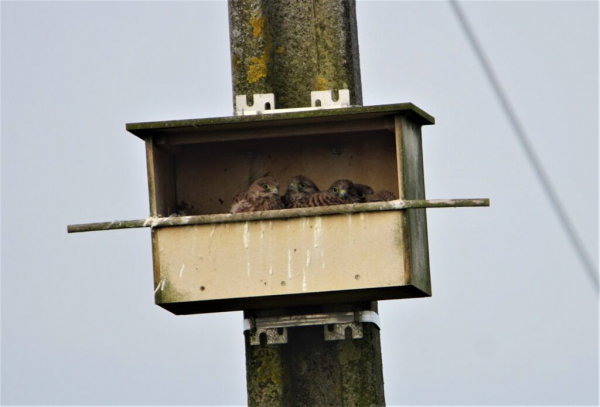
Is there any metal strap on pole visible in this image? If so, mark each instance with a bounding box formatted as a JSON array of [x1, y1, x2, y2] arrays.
[[243, 310, 381, 345]]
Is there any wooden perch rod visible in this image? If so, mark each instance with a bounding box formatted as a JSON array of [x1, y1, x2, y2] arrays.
[[67, 198, 490, 234]]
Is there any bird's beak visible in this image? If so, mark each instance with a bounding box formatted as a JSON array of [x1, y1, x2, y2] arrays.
[[272, 188, 279, 195], [339, 189, 347, 198]]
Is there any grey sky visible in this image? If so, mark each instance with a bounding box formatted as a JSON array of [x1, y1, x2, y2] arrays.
[[2, 1, 598, 405]]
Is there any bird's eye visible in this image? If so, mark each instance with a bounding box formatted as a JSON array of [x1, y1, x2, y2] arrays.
[[299, 182, 306, 189], [262, 184, 270, 191], [332, 187, 338, 193], [360, 193, 366, 198]]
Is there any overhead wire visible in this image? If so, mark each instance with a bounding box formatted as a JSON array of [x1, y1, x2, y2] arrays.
[[448, 0, 599, 293]]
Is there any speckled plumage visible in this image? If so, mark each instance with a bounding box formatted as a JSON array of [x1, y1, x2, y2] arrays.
[[282, 175, 320, 208], [368, 190, 397, 202], [353, 183, 375, 203], [307, 179, 357, 207], [230, 174, 284, 213]]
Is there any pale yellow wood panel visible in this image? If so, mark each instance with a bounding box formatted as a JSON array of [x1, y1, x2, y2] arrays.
[[154, 211, 406, 304]]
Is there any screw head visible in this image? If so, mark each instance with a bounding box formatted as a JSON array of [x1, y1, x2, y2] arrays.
[[280, 281, 286, 286], [200, 286, 206, 291], [245, 151, 256, 158], [331, 147, 342, 155], [355, 274, 360, 280]]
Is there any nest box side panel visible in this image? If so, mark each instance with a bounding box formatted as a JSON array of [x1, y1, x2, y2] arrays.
[[145, 137, 177, 217], [152, 211, 413, 312], [151, 228, 162, 295], [395, 115, 431, 295], [174, 131, 399, 216]]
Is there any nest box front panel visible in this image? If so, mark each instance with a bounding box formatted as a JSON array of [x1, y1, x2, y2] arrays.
[[153, 211, 418, 313]]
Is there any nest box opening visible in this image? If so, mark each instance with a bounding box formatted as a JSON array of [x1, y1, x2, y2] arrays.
[[152, 129, 400, 217]]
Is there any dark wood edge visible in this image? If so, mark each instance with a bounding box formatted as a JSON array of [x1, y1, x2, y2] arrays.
[[157, 285, 430, 316]]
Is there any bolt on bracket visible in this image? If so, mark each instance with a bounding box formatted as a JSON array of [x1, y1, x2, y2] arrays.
[[243, 310, 380, 345]]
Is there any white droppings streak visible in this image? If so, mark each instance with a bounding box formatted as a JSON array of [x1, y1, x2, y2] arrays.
[[154, 278, 165, 294], [313, 217, 322, 248], [209, 225, 216, 238], [179, 264, 185, 278], [360, 213, 365, 222], [260, 221, 265, 239], [302, 270, 307, 292], [151, 217, 161, 227], [159, 277, 166, 291], [143, 217, 153, 227], [243, 222, 250, 249], [306, 250, 311, 267], [288, 250, 293, 278], [269, 266, 273, 275], [322, 262, 326, 270], [348, 215, 352, 225]]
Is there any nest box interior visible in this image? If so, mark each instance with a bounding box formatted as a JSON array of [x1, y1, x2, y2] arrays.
[[127, 103, 435, 314]]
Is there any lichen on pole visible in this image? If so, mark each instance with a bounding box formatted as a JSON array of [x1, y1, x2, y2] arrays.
[[228, 0, 362, 110]]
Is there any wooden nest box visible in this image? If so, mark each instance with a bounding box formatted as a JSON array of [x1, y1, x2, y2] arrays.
[[125, 104, 436, 314]]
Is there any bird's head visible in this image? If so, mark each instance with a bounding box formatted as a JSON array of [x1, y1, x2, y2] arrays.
[[329, 179, 356, 200], [287, 175, 320, 195], [249, 174, 280, 198], [353, 183, 375, 203]]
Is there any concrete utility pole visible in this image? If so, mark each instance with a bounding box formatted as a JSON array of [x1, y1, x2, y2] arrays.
[[229, 0, 362, 109], [228, 1, 385, 405]]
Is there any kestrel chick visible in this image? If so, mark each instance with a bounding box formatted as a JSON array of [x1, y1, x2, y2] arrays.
[[307, 179, 357, 207], [368, 190, 397, 202], [282, 175, 320, 208], [230, 173, 284, 213], [353, 183, 375, 203]]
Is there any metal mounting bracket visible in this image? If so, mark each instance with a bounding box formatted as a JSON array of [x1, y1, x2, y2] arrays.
[[243, 310, 381, 345], [234, 93, 275, 116], [234, 89, 351, 116], [310, 89, 350, 108]]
